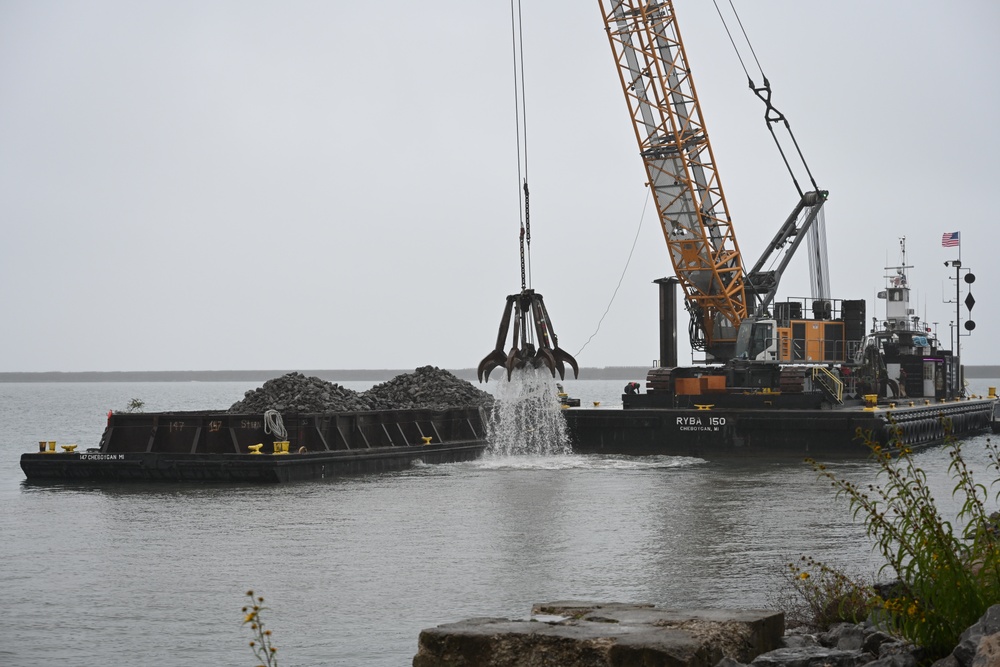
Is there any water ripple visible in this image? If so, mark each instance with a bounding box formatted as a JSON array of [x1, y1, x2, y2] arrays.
[[472, 453, 706, 471]]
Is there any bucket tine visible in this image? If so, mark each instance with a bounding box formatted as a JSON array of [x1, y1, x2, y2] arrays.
[[504, 303, 525, 379], [533, 295, 579, 379], [478, 351, 506, 383], [478, 296, 517, 382], [536, 346, 557, 378], [553, 346, 580, 380]]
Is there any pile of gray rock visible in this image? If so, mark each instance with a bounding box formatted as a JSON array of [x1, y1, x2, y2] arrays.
[[228, 372, 371, 413], [751, 606, 1000, 667], [364, 366, 494, 411], [227, 367, 493, 414], [754, 621, 922, 667]]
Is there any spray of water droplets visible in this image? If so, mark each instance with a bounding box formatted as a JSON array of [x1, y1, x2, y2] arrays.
[[485, 367, 572, 457]]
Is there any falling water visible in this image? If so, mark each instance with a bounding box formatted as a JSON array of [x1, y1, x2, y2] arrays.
[[486, 367, 572, 456]]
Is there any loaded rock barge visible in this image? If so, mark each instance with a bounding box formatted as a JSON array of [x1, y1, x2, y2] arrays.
[[20, 367, 492, 483], [21, 407, 487, 483]]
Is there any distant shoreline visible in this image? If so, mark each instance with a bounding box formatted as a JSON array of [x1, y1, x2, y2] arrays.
[[0, 367, 653, 383], [2, 365, 997, 383]]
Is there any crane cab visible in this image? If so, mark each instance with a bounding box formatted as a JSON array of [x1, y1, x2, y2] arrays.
[[735, 298, 866, 364], [735, 318, 778, 361]]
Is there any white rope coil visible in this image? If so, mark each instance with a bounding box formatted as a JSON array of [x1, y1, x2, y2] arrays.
[[263, 409, 287, 440]]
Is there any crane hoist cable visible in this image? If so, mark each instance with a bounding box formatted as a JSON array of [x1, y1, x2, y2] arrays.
[[510, 0, 531, 293], [476, 0, 578, 382], [575, 188, 651, 358], [712, 0, 819, 198], [714, 0, 832, 303]]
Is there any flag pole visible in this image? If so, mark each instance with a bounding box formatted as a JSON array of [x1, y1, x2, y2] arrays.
[[955, 233, 963, 396], [955, 257, 961, 395], [943, 231, 963, 397]]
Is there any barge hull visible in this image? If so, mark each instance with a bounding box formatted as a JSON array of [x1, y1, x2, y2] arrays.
[[20, 441, 484, 483], [21, 407, 488, 483], [564, 398, 996, 459]]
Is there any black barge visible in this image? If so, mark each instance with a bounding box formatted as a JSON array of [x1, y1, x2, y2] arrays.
[[563, 241, 997, 459], [564, 390, 996, 459], [21, 407, 488, 483]]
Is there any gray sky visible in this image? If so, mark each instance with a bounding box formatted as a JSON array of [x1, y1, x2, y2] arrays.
[[2, 1, 997, 373]]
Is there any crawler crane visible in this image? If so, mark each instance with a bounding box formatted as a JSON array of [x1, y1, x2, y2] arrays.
[[600, 0, 865, 400], [559, 1, 990, 457]]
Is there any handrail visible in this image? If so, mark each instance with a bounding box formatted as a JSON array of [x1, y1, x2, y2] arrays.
[[811, 366, 844, 404]]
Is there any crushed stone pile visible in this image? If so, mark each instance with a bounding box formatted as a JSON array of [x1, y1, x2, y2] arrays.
[[228, 372, 372, 413], [228, 367, 493, 414], [364, 366, 494, 411]]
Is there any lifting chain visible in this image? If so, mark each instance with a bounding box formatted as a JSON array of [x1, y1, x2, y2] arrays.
[[520, 181, 531, 291]]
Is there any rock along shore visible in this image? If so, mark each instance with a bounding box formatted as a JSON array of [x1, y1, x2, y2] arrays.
[[412, 601, 1000, 667]]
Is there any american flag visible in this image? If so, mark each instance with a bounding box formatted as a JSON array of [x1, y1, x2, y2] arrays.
[[941, 231, 960, 247]]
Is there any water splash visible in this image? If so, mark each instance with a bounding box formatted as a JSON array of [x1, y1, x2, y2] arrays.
[[486, 368, 572, 456]]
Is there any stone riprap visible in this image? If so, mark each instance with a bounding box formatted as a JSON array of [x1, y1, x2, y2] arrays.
[[227, 366, 494, 414], [413, 603, 1000, 667], [412, 601, 785, 667]]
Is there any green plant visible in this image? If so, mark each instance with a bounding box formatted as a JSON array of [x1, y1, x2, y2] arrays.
[[123, 398, 145, 413], [806, 420, 1000, 657], [242, 590, 278, 667], [779, 556, 877, 629]]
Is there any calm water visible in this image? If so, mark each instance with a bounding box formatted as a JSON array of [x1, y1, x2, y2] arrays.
[[1, 377, 997, 667]]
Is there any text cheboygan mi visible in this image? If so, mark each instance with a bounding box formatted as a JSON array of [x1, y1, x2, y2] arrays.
[[676, 416, 726, 432]]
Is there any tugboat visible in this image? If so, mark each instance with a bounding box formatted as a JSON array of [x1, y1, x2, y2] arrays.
[[854, 239, 959, 405]]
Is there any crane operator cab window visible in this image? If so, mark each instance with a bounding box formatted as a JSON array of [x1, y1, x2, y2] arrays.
[[749, 322, 775, 360], [736, 320, 777, 361]]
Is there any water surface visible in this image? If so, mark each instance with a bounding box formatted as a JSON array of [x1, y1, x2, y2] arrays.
[[2, 378, 995, 666]]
